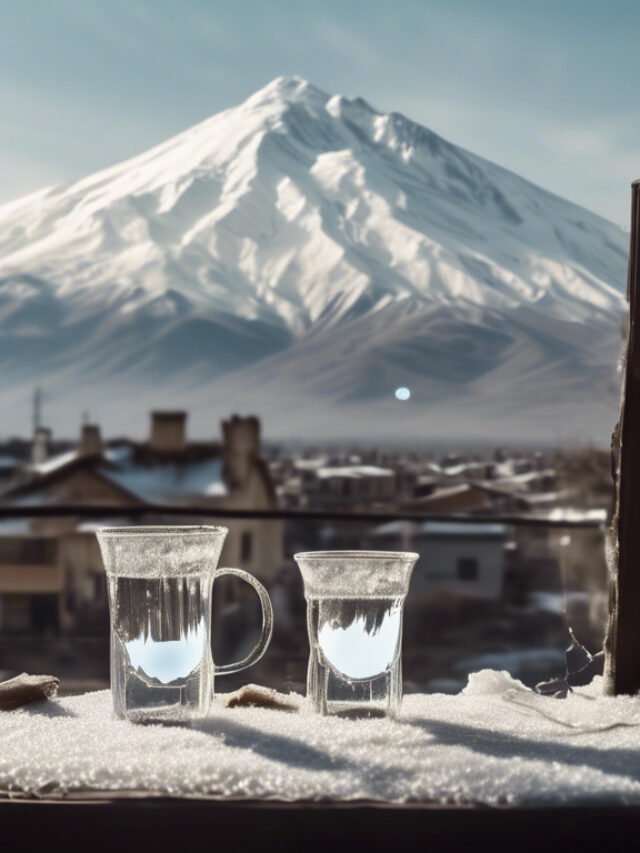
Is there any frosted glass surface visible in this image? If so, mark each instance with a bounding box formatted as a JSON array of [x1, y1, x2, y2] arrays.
[[296, 552, 417, 598], [98, 526, 226, 578]]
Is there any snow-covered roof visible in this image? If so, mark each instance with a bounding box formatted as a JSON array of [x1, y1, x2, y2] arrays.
[[75, 517, 140, 533], [493, 459, 534, 478], [371, 521, 416, 536], [422, 461, 444, 475], [545, 507, 607, 523], [102, 457, 227, 504], [30, 449, 79, 475], [494, 468, 556, 486], [419, 521, 507, 538], [413, 483, 476, 501], [440, 462, 491, 477], [103, 444, 135, 463], [294, 458, 329, 471], [0, 440, 229, 506], [520, 490, 570, 506], [316, 465, 394, 479]]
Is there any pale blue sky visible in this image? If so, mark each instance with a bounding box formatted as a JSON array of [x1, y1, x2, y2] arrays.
[[0, 0, 637, 225]]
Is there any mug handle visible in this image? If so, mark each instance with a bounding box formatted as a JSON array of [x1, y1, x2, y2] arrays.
[[213, 567, 274, 676]]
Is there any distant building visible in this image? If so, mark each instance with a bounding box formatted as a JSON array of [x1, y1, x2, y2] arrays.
[[0, 412, 283, 634], [370, 520, 508, 602], [303, 464, 396, 510], [413, 522, 507, 602], [400, 480, 530, 514]]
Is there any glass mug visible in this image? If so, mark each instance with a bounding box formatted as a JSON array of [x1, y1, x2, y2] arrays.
[[97, 526, 273, 723], [294, 550, 418, 717]]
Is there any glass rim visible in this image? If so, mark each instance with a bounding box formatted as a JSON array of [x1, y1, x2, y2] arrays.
[[294, 549, 418, 561], [97, 525, 228, 537]]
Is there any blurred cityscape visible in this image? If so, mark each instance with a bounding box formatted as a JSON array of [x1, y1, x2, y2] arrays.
[[0, 406, 611, 696]]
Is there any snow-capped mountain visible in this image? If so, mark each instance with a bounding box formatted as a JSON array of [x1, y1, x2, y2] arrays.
[[0, 76, 628, 443]]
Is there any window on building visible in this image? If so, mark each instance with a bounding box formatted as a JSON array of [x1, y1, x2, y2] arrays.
[[0, 537, 57, 565], [530, 527, 550, 540], [240, 531, 253, 563], [457, 557, 479, 582]]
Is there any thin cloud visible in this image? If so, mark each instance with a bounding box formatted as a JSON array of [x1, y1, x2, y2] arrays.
[[311, 21, 378, 69]]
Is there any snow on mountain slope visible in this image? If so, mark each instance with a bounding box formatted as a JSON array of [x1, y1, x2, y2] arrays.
[[0, 76, 628, 442]]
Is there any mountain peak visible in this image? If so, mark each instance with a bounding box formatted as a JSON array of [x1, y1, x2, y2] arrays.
[[244, 75, 328, 109], [243, 76, 384, 128]]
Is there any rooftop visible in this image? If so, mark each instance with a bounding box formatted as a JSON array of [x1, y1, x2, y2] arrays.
[[100, 446, 227, 504], [419, 521, 507, 537], [316, 466, 394, 479]]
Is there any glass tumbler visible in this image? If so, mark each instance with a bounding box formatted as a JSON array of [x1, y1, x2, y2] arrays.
[[97, 526, 273, 723], [294, 550, 418, 717]]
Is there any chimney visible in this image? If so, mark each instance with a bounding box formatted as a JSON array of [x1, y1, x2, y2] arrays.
[[149, 411, 187, 452], [79, 423, 102, 456], [31, 427, 51, 465], [222, 415, 260, 488]]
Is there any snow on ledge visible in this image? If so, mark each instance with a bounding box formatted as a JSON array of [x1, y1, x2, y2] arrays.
[[1, 670, 640, 806]]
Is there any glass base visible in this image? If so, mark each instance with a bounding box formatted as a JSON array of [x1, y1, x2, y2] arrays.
[[307, 652, 402, 718], [116, 702, 209, 724], [317, 700, 391, 720]]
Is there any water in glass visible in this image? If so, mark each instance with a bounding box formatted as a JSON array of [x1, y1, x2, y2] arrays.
[[296, 551, 417, 717], [109, 575, 213, 722]]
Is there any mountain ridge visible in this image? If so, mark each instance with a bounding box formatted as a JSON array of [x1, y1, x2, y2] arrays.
[[0, 76, 627, 442]]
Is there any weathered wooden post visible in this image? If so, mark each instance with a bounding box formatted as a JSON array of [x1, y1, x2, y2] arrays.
[[605, 180, 640, 695]]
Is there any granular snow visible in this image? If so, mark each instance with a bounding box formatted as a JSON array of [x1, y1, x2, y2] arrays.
[[2, 669, 640, 806]]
